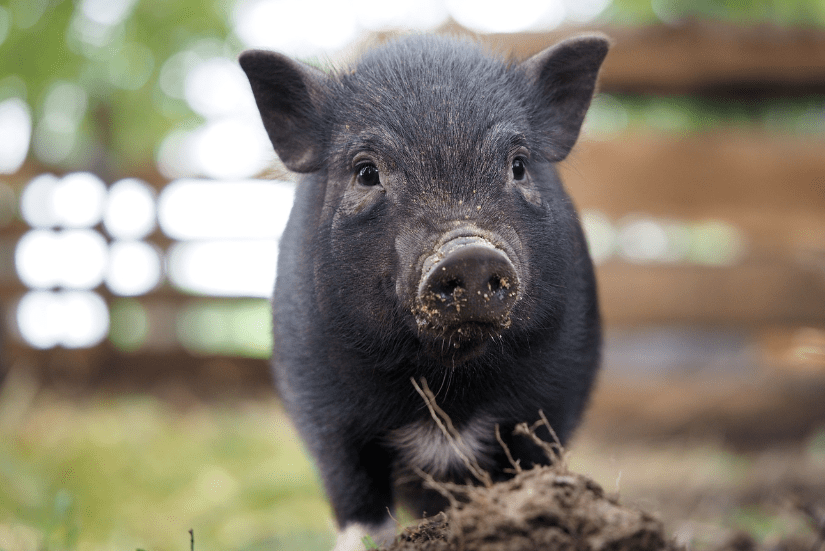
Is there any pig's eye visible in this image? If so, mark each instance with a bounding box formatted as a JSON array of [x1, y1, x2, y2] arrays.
[[512, 158, 526, 181], [356, 163, 381, 187]]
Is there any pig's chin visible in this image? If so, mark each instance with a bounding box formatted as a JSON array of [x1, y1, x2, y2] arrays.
[[418, 322, 503, 363]]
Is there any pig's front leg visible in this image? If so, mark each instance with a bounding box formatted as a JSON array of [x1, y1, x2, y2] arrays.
[[309, 434, 397, 550]]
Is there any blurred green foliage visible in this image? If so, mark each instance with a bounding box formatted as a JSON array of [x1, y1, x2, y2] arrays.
[[0, 0, 239, 177], [108, 298, 274, 357], [0, 391, 332, 551], [604, 0, 825, 25], [586, 94, 825, 137], [177, 299, 273, 358], [109, 298, 150, 352]]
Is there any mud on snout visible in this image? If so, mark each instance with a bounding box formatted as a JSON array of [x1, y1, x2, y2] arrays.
[[412, 233, 521, 349]]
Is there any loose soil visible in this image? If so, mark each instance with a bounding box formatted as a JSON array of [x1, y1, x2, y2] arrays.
[[380, 462, 823, 551], [383, 465, 676, 551], [376, 404, 825, 551]]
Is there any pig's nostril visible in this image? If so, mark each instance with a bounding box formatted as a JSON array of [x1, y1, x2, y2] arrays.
[[435, 278, 462, 300], [487, 274, 513, 300]]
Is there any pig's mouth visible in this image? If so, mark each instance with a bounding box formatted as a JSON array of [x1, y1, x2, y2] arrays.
[[417, 320, 506, 362]]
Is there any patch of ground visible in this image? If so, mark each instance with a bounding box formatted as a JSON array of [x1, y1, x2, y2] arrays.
[[376, 384, 825, 551], [384, 465, 675, 551], [381, 461, 823, 551], [377, 398, 678, 551]]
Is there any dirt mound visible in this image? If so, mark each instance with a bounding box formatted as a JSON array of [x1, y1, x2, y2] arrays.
[[383, 464, 677, 551], [378, 382, 824, 551], [379, 408, 679, 551]]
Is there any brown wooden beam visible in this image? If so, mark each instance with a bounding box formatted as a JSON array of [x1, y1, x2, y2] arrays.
[[596, 260, 825, 326], [450, 20, 825, 96]]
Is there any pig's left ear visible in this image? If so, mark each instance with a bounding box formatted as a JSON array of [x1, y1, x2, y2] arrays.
[[239, 50, 328, 173], [522, 34, 610, 162]]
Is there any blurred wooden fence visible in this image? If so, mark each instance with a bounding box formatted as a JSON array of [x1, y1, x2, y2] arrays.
[[1, 21, 824, 391]]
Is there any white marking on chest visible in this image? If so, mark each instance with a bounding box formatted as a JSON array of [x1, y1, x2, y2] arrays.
[[387, 415, 494, 478]]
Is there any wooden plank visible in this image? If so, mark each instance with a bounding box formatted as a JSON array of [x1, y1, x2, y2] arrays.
[[465, 21, 825, 95], [561, 130, 825, 253], [596, 260, 825, 325]]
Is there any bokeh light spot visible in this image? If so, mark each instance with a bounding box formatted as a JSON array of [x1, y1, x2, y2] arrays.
[[16, 290, 109, 349], [159, 50, 201, 100], [617, 215, 669, 263], [581, 210, 616, 264], [167, 240, 277, 298], [158, 179, 293, 240], [80, 0, 137, 27], [446, 0, 563, 33], [563, 0, 612, 22], [16, 229, 108, 289], [105, 240, 163, 296], [233, 0, 359, 57], [108, 42, 155, 90], [32, 82, 88, 165], [104, 178, 157, 239], [190, 118, 271, 180], [52, 172, 107, 228], [354, 0, 448, 30], [184, 58, 257, 119], [0, 97, 32, 174], [20, 173, 60, 228]]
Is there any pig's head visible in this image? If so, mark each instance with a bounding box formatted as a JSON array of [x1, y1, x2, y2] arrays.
[[241, 35, 608, 365]]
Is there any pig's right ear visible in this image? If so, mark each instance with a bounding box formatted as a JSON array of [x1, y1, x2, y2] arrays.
[[239, 50, 327, 173]]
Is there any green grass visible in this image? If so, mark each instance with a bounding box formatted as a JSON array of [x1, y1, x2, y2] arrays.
[[0, 379, 333, 551]]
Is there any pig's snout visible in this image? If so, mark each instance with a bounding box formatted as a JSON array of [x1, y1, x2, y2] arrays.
[[417, 236, 519, 329]]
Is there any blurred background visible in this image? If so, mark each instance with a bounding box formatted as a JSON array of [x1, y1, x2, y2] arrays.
[[1, 0, 824, 550]]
